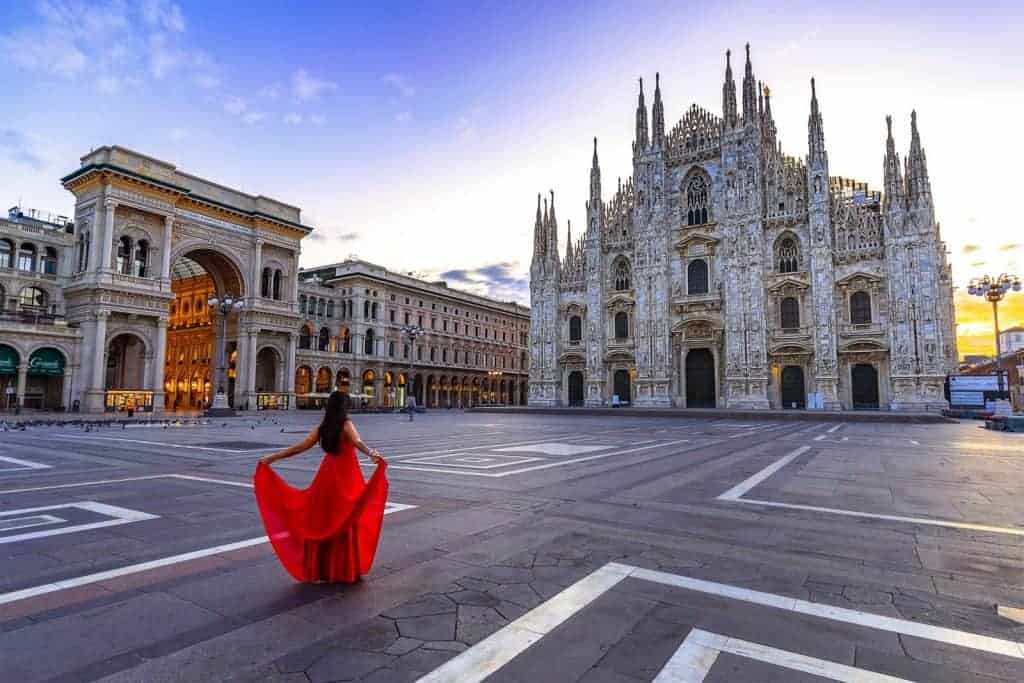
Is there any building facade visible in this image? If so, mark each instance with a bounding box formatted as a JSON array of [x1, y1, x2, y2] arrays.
[[1, 147, 528, 414], [998, 327, 1024, 356], [529, 45, 957, 411], [295, 260, 530, 409]]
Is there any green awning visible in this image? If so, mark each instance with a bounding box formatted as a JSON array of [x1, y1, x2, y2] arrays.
[[0, 345, 18, 375], [28, 348, 64, 376]]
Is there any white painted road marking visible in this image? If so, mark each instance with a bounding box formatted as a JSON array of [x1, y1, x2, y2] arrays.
[[494, 442, 609, 456], [0, 501, 158, 544], [654, 629, 912, 682], [826, 424, 842, 434], [716, 446, 810, 501], [0, 513, 65, 533], [0, 454, 53, 472], [813, 434, 826, 441], [415, 562, 1023, 682], [717, 448, 1024, 537], [0, 501, 415, 606]]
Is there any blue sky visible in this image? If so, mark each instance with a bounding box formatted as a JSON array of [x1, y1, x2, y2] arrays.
[[2, 1, 1023, 324]]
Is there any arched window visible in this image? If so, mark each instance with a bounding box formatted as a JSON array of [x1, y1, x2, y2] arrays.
[[116, 236, 132, 274], [614, 311, 629, 339], [613, 259, 631, 291], [777, 237, 799, 273], [43, 247, 58, 275], [372, 302, 379, 319], [272, 270, 282, 300], [850, 291, 872, 324], [298, 325, 312, 350], [261, 267, 271, 297], [341, 328, 351, 353], [687, 259, 709, 295], [18, 243, 37, 272], [569, 315, 582, 342], [326, 300, 334, 318], [19, 286, 48, 311], [780, 297, 800, 329], [364, 328, 375, 356], [133, 240, 148, 277], [364, 300, 370, 319], [0, 239, 13, 268], [318, 327, 330, 351], [299, 295, 307, 314], [686, 175, 710, 226]]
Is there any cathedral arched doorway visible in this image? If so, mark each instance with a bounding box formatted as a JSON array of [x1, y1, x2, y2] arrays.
[[168, 248, 247, 410], [105, 333, 148, 412], [851, 364, 880, 410], [612, 369, 631, 405], [685, 349, 716, 408], [780, 366, 806, 409], [567, 371, 584, 407], [255, 347, 279, 393]]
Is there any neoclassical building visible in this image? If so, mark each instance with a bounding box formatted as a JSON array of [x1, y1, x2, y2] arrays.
[[529, 45, 957, 411], [1, 146, 528, 414], [294, 260, 529, 410]]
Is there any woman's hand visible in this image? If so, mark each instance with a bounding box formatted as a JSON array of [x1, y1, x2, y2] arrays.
[[260, 454, 278, 466], [369, 450, 386, 464]]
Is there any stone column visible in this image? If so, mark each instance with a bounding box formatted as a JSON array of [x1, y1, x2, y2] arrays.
[[374, 376, 385, 408], [15, 363, 28, 409], [99, 198, 116, 274], [152, 318, 168, 412], [285, 332, 297, 410], [245, 328, 258, 409], [85, 311, 109, 412], [62, 368, 74, 410], [252, 239, 264, 300], [160, 215, 174, 284]]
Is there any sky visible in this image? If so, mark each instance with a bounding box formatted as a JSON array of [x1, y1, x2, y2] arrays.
[[2, 0, 1023, 357]]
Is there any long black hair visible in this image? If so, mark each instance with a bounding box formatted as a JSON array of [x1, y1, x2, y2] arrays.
[[318, 391, 350, 452]]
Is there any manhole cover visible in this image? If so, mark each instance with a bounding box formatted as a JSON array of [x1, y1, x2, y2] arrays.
[[201, 441, 281, 450]]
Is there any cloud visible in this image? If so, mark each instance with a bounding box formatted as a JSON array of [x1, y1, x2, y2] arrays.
[[337, 232, 359, 242], [223, 96, 248, 115], [292, 69, 337, 101], [0, 130, 46, 170], [242, 111, 266, 125], [437, 262, 528, 303], [310, 114, 327, 125], [259, 83, 282, 99], [383, 73, 415, 97], [195, 74, 220, 89], [283, 113, 303, 125], [394, 111, 411, 123], [999, 243, 1021, 252], [169, 127, 189, 142], [962, 244, 981, 254], [141, 0, 185, 33]]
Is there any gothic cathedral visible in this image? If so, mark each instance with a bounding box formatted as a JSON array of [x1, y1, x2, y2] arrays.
[[528, 45, 957, 411]]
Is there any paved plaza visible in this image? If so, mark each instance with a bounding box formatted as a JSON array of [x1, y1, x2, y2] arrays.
[[1, 411, 1022, 682]]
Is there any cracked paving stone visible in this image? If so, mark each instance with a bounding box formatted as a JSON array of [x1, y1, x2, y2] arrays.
[[843, 586, 894, 605], [396, 613, 457, 641], [467, 565, 535, 584], [495, 600, 529, 621], [531, 579, 568, 599], [805, 579, 845, 595], [488, 582, 544, 608], [359, 667, 426, 683], [448, 589, 502, 607], [456, 604, 509, 645], [394, 647, 456, 673], [382, 594, 455, 620], [423, 640, 468, 653], [455, 576, 499, 593], [306, 649, 396, 683], [384, 637, 423, 656]]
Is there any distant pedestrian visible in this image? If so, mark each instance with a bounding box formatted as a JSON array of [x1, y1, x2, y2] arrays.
[[408, 394, 416, 422], [256, 391, 387, 583]]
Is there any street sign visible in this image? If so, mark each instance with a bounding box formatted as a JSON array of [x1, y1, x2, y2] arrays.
[[950, 390, 985, 407], [949, 375, 1001, 392]]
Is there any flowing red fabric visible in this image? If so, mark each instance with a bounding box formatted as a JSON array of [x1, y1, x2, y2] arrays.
[[254, 443, 388, 583]]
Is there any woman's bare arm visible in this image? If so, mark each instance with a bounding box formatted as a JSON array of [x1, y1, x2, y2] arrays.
[[260, 427, 318, 465], [344, 420, 385, 463]]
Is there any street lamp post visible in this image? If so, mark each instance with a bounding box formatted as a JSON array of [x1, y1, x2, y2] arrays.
[[968, 274, 1021, 397], [207, 294, 245, 416], [401, 324, 425, 421]]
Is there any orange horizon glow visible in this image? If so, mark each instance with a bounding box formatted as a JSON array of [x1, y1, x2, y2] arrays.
[[955, 291, 1024, 358]]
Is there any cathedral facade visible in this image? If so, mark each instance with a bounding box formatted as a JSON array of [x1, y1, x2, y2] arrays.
[[528, 45, 957, 411]]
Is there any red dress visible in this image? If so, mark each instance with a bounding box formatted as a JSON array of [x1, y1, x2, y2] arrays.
[[254, 441, 388, 583]]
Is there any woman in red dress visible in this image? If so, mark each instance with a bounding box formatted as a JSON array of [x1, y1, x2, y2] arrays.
[[255, 391, 388, 583]]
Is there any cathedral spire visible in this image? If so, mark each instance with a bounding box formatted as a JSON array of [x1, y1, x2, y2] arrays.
[[547, 190, 559, 259], [533, 193, 544, 258], [652, 72, 665, 148], [905, 110, 932, 208], [742, 43, 757, 125], [590, 137, 602, 205], [565, 220, 573, 263], [722, 49, 738, 129], [762, 84, 777, 151], [807, 77, 827, 165], [635, 77, 649, 154], [883, 115, 904, 213]]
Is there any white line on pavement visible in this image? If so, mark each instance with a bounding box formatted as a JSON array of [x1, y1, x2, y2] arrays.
[[0, 501, 158, 544], [716, 447, 810, 501], [654, 629, 911, 682], [826, 424, 842, 433], [0, 455, 53, 472], [813, 434, 826, 441]]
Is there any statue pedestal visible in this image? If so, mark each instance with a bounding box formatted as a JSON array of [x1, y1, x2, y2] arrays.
[[205, 391, 236, 417]]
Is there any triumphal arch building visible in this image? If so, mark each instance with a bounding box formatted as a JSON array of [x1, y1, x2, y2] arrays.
[[61, 146, 309, 413]]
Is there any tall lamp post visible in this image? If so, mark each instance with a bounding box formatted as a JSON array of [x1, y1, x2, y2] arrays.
[[968, 274, 1021, 396], [401, 324, 425, 420], [207, 294, 245, 416]]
